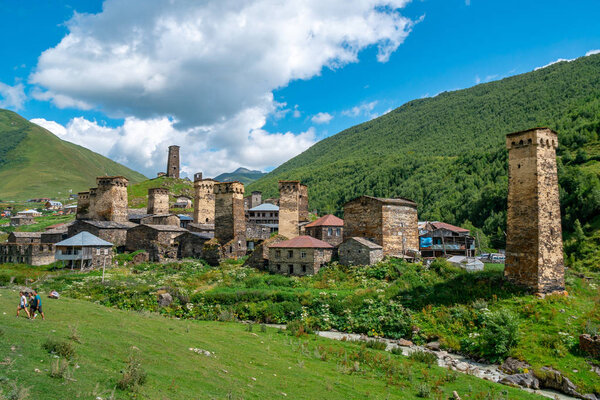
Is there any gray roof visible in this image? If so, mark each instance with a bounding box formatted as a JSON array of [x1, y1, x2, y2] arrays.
[[178, 214, 193, 221], [11, 232, 42, 238], [344, 195, 417, 207], [182, 232, 213, 240], [346, 237, 383, 249], [55, 231, 113, 247], [81, 220, 137, 229], [249, 203, 279, 212], [140, 224, 189, 232]]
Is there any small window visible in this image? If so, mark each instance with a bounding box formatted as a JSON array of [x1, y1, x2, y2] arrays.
[[301, 251, 307, 259], [288, 265, 294, 274], [327, 227, 333, 236], [287, 250, 293, 258], [277, 264, 281, 271], [275, 250, 281, 257], [302, 265, 307, 273], [527, 138, 532, 144], [96, 249, 101, 255], [336, 228, 341, 237]]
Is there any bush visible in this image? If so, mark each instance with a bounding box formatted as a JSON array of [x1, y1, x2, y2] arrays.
[[117, 353, 147, 391], [49, 358, 71, 379], [479, 311, 519, 362], [415, 383, 431, 398], [408, 350, 438, 366], [364, 340, 387, 350], [0, 381, 31, 400], [390, 347, 404, 356], [286, 320, 314, 336], [42, 339, 75, 360]]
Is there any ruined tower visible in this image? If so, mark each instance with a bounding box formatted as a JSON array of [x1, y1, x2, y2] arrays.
[[505, 128, 565, 294], [167, 145, 180, 178], [193, 173, 216, 224], [147, 187, 170, 215], [76, 191, 90, 220], [278, 180, 309, 239], [214, 181, 246, 256], [93, 176, 129, 223]]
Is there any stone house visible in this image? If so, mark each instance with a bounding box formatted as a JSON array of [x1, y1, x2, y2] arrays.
[[305, 214, 344, 247], [0, 232, 54, 265], [55, 231, 113, 270], [7, 232, 42, 244], [10, 215, 35, 226], [188, 223, 215, 236], [338, 237, 384, 266], [244, 191, 263, 210], [343, 196, 419, 258], [268, 235, 333, 276], [45, 200, 63, 210], [140, 213, 180, 226], [68, 219, 136, 249], [176, 231, 213, 259], [174, 195, 193, 208], [18, 209, 42, 217], [125, 224, 188, 262], [243, 234, 288, 270], [41, 226, 70, 244], [418, 221, 476, 258], [247, 203, 279, 232]]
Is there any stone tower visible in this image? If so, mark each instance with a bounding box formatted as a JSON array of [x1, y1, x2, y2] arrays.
[[278, 180, 309, 239], [88, 187, 98, 220], [93, 176, 129, 223], [147, 187, 169, 215], [76, 191, 90, 220], [193, 173, 216, 224], [167, 145, 180, 178], [214, 181, 245, 244], [505, 128, 565, 294]]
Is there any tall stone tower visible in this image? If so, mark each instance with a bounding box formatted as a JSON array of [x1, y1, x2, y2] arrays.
[[214, 182, 246, 256], [166, 145, 180, 178], [147, 188, 169, 215], [193, 173, 216, 224], [93, 176, 129, 223], [88, 187, 98, 220], [278, 180, 309, 239], [76, 191, 90, 220], [505, 128, 565, 294]]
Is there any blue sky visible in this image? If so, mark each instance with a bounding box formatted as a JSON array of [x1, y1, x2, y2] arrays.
[[1, 0, 599, 177]]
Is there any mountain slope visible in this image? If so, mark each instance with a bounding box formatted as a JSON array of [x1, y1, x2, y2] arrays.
[[0, 109, 146, 200], [214, 167, 265, 185], [248, 54, 600, 253]]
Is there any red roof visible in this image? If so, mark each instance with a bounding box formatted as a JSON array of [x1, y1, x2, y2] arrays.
[[305, 214, 344, 228], [430, 222, 469, 233], [270, 235, 334, 249]]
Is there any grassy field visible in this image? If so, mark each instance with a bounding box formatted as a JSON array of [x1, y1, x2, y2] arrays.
[[127, 176, 194, 209], [0, 288, 540, 400]]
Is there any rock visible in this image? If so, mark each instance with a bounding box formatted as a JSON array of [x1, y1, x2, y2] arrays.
[[157, 292, 173, 307], [581, 394, 598, 400], [454, 362, 469, 372], [452, 391, 461, 400], [499, 373, 540, 390], [499, 357, 531, 375], [534, 367, 581, 398], [131, 251, 150, 265], [397, 339, 414, 347], [580, 334, 600, 358], [425, 341, 440, 351]]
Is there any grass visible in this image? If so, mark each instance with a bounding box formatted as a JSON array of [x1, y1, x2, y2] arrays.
[[0, 288, 539, 399], [127, 176, 194, 208]]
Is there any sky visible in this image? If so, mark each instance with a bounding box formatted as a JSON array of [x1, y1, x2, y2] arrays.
[[1, 0, 599, 179]]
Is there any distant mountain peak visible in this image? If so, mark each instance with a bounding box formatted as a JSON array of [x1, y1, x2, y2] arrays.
[[214, 167, 265, 185]]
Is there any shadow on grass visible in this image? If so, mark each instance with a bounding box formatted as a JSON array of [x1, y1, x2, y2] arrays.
[[396, 270, 529, 310]]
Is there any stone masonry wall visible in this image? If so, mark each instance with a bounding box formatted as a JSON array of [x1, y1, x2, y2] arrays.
[[167, 145, 180, 178], [278, 181, 302, 239], [339, 240, 383, 266], [194, 178, 216, 224], [76, 191, 90, 220], [214, 182, 246, 246], [299, 184, 309, 222], [343, 198, 383, 246], [505, 128, 565, 293], [382, 204, 419, 256], [93, 176, 129, 223], [147, 188, 170, 215], [268, 247, 332, 276]]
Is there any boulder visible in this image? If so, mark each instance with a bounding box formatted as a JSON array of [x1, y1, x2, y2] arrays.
[[425, 341, 440, 351], [533, 367, 580, 398], [397, 339, 414, 347], [157, 292, 173, 308], [500, 357, 531, 375], [580, 334, 600, 358], [499, 373, 540, 390]]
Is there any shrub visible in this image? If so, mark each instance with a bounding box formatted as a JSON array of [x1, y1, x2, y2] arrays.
[[117, 353, 147, 391], [408, 350, 438, 366], [286, 320, 314, 336], [364, 340, 387, 350], [478, 311, 519, 362], [390, 347, 404, 356], [68, 325, 81, 343], [42, 339, 75, 360], [415, 383, 431, 398], [0, 381, 31, 400], [49, 358, 71, 379]]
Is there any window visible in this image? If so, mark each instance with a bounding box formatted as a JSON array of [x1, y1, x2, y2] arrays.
[[96, 249, 101, 255], [288, 265, 294, 274], [287, 250, 293, 258], [327, 227, 333, 236], [335, 228, 341, 237], [277, 264, 281, 271], [302, 265, 307, 273], [301, 251, 306, 259], [275, 250, 281, 257]]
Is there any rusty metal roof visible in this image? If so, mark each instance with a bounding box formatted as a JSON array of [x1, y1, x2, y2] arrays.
[[305, 214, 344, 228]]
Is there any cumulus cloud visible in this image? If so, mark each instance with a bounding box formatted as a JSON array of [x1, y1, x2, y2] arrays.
[[586, 49, 600, 56], [342, 100, 378, 118], [311, 112, 333, 124], [0, 81, 26, 110]]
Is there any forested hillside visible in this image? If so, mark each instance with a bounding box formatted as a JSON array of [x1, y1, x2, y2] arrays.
[[0, 110, 147, 199], [249, 54, 600, 266]]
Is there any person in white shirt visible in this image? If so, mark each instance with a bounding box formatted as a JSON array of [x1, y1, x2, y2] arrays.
[[17, 291, 30, 318]]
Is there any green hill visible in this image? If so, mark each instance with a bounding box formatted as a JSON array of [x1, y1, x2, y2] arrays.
[[0, 109, 147, 200], [214, 167, 266, 185], [128, 176, 194, 208], [249, 54, 600, 259]]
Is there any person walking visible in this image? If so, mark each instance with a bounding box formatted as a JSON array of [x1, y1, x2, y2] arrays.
[[30, 290, 45, 320], [16, 291, 30, 318]]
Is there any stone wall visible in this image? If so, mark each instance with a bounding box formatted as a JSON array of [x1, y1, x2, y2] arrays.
[[140, 214, 180, 226], [505, 128, 565, 293], [305, 226, 343, 247], [147, 188, 170, 215], [299, 184, 309, 222], [193, 178, 216, 224], [214, 182, 246, 252], [278, 180, 302, 239], [246, 222, 271, 241], [176, 232, 211, 259], [579, 334, 600, 358], [382, 204, 419, 256], [339, 239, 383, 266], [76, 191, 90, 220], [68, 220, 132, 247], [167, 145, 180, 178], [0, 243, 55, 266], [268, 247, 332, 276], [88, 188, 98, 219], [243, 235, 288, 270], [125, 225, 186, 261], [93, 176, 129, 223]]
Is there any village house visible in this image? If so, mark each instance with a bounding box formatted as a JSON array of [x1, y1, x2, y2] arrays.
[[140, 214, 180, 226], [244, 191, 263, 210], [304, 214, 344, 247], [0, 232, 55, 266], [125, 224, 188, 262], [343, 196, 419, 258], [10, 215, 34, 227], [247, 203, 279, 232], [418, 221, 476, 258], [178, 214, 193, 228], [68, 219, 136, 250], [173, 195, 193, 208], [268, 235, 334, 276], [338, 237, 383, 266], [45, 200, 63, 210], [176, 231, 213, 259], [18, 209, 42, 217], [55, 231, 113, 270]]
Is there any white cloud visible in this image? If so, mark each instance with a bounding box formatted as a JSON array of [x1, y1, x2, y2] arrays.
[[311, 112, 333, 124], [0, 81, 26, 110], [586, 49, 600, 56], [342, 101, 378, 118]]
